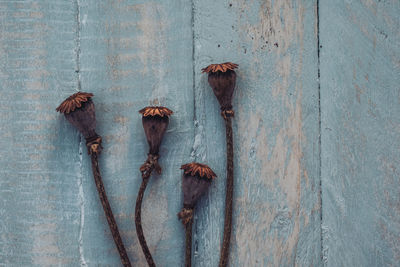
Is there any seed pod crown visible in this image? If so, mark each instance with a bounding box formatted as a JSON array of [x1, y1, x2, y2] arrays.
[[181, 162, 217, 179], [56, 92, 94, 114], [139, 106, 173, 117]]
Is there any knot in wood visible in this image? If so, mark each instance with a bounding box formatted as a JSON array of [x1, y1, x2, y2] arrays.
[[178, 208, 194, 225], [86, 135, 102, 155], [140, 153, 162, 177], [221, 109, 234, 119]]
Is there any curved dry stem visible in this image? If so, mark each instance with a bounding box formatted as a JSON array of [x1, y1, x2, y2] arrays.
[[90, 152, 132, 267], [135, 165, 156, 267], [219, 116, 234, 267]]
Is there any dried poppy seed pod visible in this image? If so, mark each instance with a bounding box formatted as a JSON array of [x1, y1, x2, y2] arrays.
[[178, 162, 216, 267], [56, 92, 131, 266], [56, 92, 101, 154], [180, 162, 217, 208], [202, 62, 238, 267], [56, 92, 97, 139], [139, 106, 173, 155], [135, 106, 173, 266], [202, 62, 238, 116]]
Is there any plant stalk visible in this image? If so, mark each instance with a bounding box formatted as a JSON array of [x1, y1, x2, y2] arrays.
[[219, 116, 234, 267], [135, 163, 156, 267], [90, 152, 132, 267], [184, 209, 194, 267]]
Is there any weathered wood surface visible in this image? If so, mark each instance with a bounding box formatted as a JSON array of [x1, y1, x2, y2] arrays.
[[1, 0, 194, 266], [192, 0, 320, 266], [1, 0, 399, 266], [77, 1, 193, 266], [320, 1, 400, 266], [0, 0, 81, 265]]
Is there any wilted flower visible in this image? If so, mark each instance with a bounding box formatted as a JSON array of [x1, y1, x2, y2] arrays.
[[178, 162, 216, 266], [136, 106, 173, 266], [203, 62, 239, 266], [202, 62, 238, 115], [56, 92, 131, 265], [180, 162, 216, 208], [139, 106, 173, 155], [56, 92, 97, 140]]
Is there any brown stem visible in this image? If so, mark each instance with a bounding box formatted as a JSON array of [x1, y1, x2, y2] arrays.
[[219, 116, 234, 267], [135, 164, 156, 267], [184, 217, 193, 267], [178, 207, 194, 267], [90, 152, 132, 267]]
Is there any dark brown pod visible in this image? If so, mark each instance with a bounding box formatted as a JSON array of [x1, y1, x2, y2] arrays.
[[202, 62, 238, 112], [178, 163, 216, 267], [56, 92, 97, 139], [139, 106, 173, 155], [180, 162, 217, 208]]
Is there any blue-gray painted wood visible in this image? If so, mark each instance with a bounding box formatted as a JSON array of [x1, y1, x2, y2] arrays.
[[192, 0, 320, 266], [320, 0, 400, 266], [1, 0, 194, 266], [0, 0, 82, 265], [1, 0, 399, 266], [77, 0, 193, 266]]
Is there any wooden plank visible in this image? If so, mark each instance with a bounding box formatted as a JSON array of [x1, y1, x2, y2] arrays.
[[0, 0, 81, 265], [78, 0, 193, 265], [320, 0, 400, 266], [192, 0, 321, 266]]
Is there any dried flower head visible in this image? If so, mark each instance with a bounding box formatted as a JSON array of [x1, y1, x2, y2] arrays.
[[56, 92, 94, 114], [181, 162, 216, 208], [181, 162, 217, 179], [56, 92, 97, 139], [201, 62, 238, 73], [139, 106, 173, 117], [202, 62, 238, 113], [140, 106, 173, 155]]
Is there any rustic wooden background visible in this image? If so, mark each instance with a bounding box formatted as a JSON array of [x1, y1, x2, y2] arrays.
[[0, 0, 399, 266]]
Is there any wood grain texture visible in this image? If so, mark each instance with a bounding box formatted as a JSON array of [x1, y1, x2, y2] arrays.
[[78, 0, 193, 266], [2, 0, 400, 266], [320, 1, 400, 266], [0, 0, 81, 265], [192, 0, 321, 266]]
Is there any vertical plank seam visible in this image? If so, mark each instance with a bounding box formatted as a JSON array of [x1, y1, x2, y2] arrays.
[[75, 0, 82, 91], [317, 0, 324, 265], [190, 0, 198, 162], [190, 0, 198, 263], [78, 135, 88, 266], [191, 0, 196, 126], [75, 0, 86, 265]]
